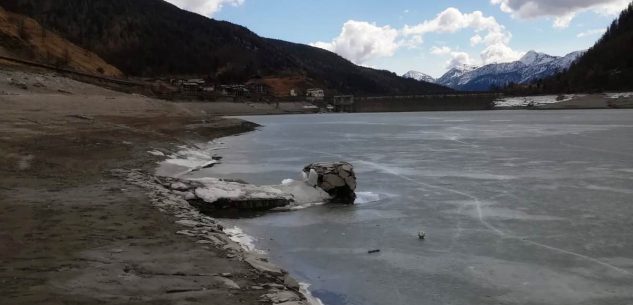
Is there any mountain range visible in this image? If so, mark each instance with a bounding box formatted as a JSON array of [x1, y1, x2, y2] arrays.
[[0, 0, 450, 96], [404, 50, 584, 91]]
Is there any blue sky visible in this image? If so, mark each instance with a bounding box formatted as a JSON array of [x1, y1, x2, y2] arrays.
[[165, 0, 630, 78]]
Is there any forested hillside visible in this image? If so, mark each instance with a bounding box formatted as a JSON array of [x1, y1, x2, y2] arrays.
[[543, 2, 633, 92], [512, 2, 633, 94], [0, 0, 451, 95]]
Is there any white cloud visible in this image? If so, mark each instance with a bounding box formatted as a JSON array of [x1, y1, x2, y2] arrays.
[[577, 28, 607, 37], [405, 8, 521, 65], [490, 0, 630, 28], [312, 7, 523, 68], [310, 20, 400, 64], [470, 34, 483, 46], [553, 13, 576, 28], [164, 0, 244, 16], [401, 35, 424, 48], [430, 46, 452, 55], [480, 43, 524, 64], [403, 8, 506, 35], [447, 52, 475, 68]]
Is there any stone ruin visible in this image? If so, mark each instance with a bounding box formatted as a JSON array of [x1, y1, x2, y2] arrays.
[[303, 161, 357, 204]]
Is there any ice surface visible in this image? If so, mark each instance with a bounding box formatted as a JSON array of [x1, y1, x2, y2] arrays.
[[355, 192, 382, 204], [212, 112, 633, 305]]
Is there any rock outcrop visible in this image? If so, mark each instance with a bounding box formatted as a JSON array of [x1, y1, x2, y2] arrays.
[[153, 162, 358, 214], [303, 162, 357, 204], [155, 177, 293, 213]]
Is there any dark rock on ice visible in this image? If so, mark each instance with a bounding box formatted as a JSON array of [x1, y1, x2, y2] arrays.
[[303, 162, 357, 204]]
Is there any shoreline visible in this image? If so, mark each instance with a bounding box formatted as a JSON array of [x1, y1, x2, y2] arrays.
[[0, 68, 314, 305], [118, 169, 321, 305]]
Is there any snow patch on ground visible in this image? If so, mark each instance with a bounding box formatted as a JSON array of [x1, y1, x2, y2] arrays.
[[159, 142, 226, 176], [606, 92, 633, 99], [224, 226, 265, 254], [275, 179, 331, 206], [300, 283, 326, 305], [189, 177, 332, 209], [496, 92, 633, 108], [191, 177, 292, 203], [147, 150, 165, 156], [494, 95, 583, 108]]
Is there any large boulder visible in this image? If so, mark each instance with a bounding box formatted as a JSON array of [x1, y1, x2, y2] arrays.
[[303, 162, 357, 204]]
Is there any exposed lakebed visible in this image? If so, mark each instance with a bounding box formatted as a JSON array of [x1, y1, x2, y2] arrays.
[[165, 110, 633, 305]]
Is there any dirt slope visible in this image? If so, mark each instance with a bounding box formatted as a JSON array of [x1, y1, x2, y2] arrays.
[[0, 6, 122, 77]]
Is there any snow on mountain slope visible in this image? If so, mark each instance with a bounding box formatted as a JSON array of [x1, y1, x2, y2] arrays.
[[435, 64, 479, 89], [434, 50, 584, 91], [402, 70, 436, 83]]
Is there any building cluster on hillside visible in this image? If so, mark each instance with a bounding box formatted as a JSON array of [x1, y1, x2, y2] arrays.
[[168, 78, 268, 97], [306, 88, 325, 101], [165, 79, 345, 109]]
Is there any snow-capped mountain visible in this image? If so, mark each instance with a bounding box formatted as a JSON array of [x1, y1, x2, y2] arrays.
[[435, 64, 479, 89], [435, 50, 584, 91], [402, 70, 436, 83]]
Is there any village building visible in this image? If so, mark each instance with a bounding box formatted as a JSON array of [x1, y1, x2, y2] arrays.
[[181, 81, 202, 93], [306, 88, 325, 101], [220, 84, 250, 97]]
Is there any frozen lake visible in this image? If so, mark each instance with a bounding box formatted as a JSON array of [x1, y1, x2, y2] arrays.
[[202, 110, 633, 305]]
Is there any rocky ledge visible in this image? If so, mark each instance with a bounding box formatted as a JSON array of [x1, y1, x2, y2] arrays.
[[154, 162, 358, 214]]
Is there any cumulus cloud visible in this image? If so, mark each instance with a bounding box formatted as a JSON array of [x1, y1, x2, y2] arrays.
[[310, 21, 400, 64], [407, 8, 521, 65], [480, 43, 524, 64], [470, 34, 483, 46], [447, 52, 475, 68], [577, 28, 607, 37], [430, 46, 452, 55], [164, 0, 244, 16], [402, 8, 506, 35], [312, 7, 523, 67], [490, 0, 630, 28], [430, 47, 491, 70]]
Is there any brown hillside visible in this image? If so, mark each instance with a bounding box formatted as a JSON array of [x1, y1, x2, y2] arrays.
[[0, 6, 122, 77], [260, 76, 315, 97]]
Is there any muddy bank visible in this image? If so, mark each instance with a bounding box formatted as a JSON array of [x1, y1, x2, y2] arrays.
[[0, 68, 311, 304]]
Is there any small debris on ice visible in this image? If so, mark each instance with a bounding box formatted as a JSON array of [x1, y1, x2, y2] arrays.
[[418, 231, 426, 240]]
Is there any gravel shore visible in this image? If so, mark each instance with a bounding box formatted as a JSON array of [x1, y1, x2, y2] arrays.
[[0, 67, 310, 305]]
